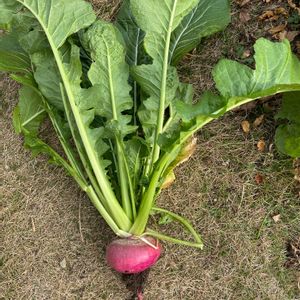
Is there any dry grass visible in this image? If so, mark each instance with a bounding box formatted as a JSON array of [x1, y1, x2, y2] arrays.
[[1, 1, 300, 299]]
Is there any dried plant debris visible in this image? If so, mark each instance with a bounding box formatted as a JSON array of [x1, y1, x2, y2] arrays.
[[286, 237, 300, 270]]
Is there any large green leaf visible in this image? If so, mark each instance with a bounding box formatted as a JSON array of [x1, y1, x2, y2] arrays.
[[15, 0, 132, 232], [275, 92, 300, 158], [82, 20, 140, 219], [0, 34, 31, 72], [82, 20, 135, 137], [130, 0, 198, 154], [16, 0, 96, 49], [0, 0, 22, 27], [170, 0, 230, 65], [31, 50, 64, 111], [13, 86, 46, 135], [168, 38, 300, 166], [115, 0, 146, 67], [13, 85, 73, 169], [116, 0, 230, 66], [213, 39, 300, 107]]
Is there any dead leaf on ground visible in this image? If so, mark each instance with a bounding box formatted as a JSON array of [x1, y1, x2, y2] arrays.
[[259, 7, 288, 22], [278, 30, 288, 41], [257, 139, 266, 152], [259, 10, 276, 21], [275, 7, 288, 17], [285, 237, 300, 270], [240, 9, 251, 23], [253, 115, 265, 128], [269, 24, 287, 35], [288, 0, 300, 14], [286, 31, 300, 41], [241, 120, 251, 133], [272, 214, 281, 223], [255, 174, 264, 184]]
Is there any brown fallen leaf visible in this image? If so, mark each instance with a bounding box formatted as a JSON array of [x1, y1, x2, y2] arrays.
[[253, 115, 265, 128], [240, 9, 251, 23], [269, 24, 287, 35], [257, 139, 266, 152], [275, 7, 288, 17], [286, 31, 300, 41], [255, 174, 264, 184], [278, 30, 287, 41], [241, 120, 251, 133], [259, 10, 275, 21], [288, 0, 300, 14], [272, 214, 281, 223]]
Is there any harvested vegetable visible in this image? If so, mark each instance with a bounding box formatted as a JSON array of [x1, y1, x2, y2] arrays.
[[1, 0, 299, 277]]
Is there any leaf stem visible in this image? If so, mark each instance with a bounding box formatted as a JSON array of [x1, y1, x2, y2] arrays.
[[148, 0, 178, 173], [144, 229, 203, 249], [151, 206, 203, 245]]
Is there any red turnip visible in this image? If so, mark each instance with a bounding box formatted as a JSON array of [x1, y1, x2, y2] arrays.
[[106, 237, 162, 274]]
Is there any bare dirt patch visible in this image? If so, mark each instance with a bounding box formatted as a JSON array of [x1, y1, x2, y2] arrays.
[[1, 1, 300, 299]]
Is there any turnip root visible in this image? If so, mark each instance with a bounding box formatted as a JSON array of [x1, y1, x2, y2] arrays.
[[106, 237, 162, 274]]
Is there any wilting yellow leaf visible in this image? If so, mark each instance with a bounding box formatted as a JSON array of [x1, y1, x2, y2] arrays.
[[161, 172, 176, 190]]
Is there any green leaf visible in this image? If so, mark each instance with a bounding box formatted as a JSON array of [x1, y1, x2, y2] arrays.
[[276, 92, 300, 124], [170, 0, 231, 65], [115, 0, 146, 67], [12, 86, 72, 168], [31, 50, 64, 111], [276, 124, 300, 158], [213, 38, 300, 107], [0, 34, 31, 73], [116, 0, 230, 66], [125, 137, 149, 193], [17, 0, 96, 49], [13, 86, 46, 134], [0, 0, 21, 27], [130, 0, 198, 153], [82, 20, 135, 137], [275, 92, 300, 158], [16, 0, 132, 231], [175, 91, 227, 122]]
